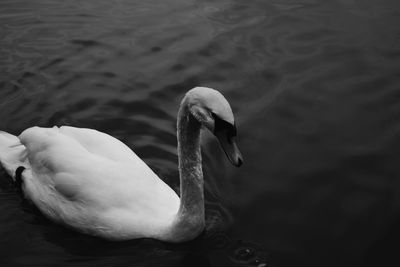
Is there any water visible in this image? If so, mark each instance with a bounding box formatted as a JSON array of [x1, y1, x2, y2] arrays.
[[1, 0, 400, 266]]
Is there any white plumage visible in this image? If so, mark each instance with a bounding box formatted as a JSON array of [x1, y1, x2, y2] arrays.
[[0, 87, 242, 242]]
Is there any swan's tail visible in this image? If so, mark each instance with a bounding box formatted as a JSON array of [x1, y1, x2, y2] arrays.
[[0, 131, 28, 181]]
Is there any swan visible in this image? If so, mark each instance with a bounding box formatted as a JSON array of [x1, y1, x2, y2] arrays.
[[0, 87, 243, 242]]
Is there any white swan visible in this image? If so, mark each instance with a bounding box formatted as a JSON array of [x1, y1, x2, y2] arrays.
[[0, 87, 242, 242]]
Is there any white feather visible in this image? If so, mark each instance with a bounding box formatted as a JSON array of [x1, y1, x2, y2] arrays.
[[0, 87, 238, 242]]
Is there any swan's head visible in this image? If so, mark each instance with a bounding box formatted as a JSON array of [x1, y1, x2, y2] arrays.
[[185, 87, 243, 167]]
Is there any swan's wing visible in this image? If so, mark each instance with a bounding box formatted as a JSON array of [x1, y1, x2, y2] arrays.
[[18, 126, 174, 204], [58, 126, 142, 163], [18, 126, 118, 199], [17, 126, 180, 238], [19, 125, 144, 162]]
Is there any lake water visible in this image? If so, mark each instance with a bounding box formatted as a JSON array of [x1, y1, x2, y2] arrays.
[[1, 0, 400, 266]]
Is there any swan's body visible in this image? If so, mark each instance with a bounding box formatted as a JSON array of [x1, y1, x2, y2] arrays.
[[0, 87, 242, 242]]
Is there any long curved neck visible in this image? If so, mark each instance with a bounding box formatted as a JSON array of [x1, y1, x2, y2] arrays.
[[168, 99, 205, 242]]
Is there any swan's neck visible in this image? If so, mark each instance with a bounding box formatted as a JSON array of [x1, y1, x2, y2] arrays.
[[168, 101, 205, 241]]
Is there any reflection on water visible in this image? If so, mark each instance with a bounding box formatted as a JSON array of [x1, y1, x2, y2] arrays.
[[1, 0, 400, 266]]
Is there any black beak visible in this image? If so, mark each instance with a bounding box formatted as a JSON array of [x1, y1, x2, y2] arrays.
[[212, 113, 243, 167], [214, 130, 243, 167]]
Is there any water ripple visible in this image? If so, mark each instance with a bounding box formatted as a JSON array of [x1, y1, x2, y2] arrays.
[[1, 0, 400, 266]]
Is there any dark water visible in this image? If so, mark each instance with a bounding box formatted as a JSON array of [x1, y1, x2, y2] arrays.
[[1, 0, 400, 266]]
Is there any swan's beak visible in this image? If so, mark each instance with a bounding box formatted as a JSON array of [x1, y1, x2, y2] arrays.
[[215, 131, 243, 167]]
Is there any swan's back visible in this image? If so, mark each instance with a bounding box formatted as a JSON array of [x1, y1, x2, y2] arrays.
[[20, 126, 140, 163]]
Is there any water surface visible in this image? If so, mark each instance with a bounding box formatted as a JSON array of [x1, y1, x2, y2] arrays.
[[1, 0, 400, 266]]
